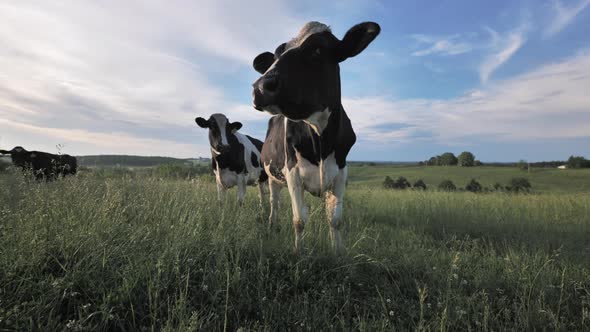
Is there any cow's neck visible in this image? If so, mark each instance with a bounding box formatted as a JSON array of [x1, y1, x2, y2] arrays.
[[303, 107, 332, 136]]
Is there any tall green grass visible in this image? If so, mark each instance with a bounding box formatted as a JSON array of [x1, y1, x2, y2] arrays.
[[0, 173, 589, 330]]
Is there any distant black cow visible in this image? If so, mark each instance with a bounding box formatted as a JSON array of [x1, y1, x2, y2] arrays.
[[195, 114, 268, 206], [252, 21, 380, 253], [0, 146, 77, 180]]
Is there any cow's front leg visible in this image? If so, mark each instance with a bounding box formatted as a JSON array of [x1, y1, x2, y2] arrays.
[[237, 174, 247, 206], [325, 166, 348, 254], [268, 179, 282, 227], [257, 180, 267, 211], [286, 167, 308, 254]]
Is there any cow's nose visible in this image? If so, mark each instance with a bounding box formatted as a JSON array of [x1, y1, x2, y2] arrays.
[[259, 76, 280, 96]]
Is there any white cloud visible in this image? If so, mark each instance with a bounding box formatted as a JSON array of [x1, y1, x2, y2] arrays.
[[544, 0, 590, 38], [479, 27, 526, 83], [411, 34, 474, 57], [0, 118, 206, 157], [0, 1, 297, 157], [344, 50, 590, 145]]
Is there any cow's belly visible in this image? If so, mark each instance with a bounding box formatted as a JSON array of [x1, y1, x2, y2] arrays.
[[298, 152, 340, 196], [215, 168, 238, 188], [246, 167, 261, 185], [216, 168, 261, 188]]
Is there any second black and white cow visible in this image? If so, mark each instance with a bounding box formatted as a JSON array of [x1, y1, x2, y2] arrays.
[[195, 114, 268, 206], [0, 146, 77, 180], [252, 21, 380, 253]]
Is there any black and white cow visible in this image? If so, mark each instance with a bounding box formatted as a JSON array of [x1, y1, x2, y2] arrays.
[[0, 146, 77, 180], [195, 114, 268, 206], [252, 21, 380, 253]]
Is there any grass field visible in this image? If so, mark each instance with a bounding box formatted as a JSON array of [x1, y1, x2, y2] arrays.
[[349, 165, 590, 193], [1, 165, 589, 330]]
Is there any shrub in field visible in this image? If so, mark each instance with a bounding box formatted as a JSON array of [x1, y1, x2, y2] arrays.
[[438, 179, 457, 191], [465, 179, 482, 192], [507, 177, 532, 192], [383, 176, 411, 189], [493, 182, 504, 191], [394, 176, 411, 189], [474, 160, 482, 166], [382, 176, 395, 189], [413, 179, 427, 190]]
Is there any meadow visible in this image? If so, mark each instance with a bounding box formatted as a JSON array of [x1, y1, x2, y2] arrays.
[[0, 165, 589, 330]]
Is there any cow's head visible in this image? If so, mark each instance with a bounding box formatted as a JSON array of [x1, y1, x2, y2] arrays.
[[252, 21, 380, 120], [3, 146, 27, 155], [2, 146, 29, 164], [195, 114, 242, 155]]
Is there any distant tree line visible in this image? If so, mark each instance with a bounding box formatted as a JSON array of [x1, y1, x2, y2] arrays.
[[566, 156, 590, 169], [422, 151, 482, 167], [513, 155, 589, 170]]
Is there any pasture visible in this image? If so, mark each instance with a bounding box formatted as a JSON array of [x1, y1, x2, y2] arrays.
[[0, 165, 589, 330], [349, 164, 590, 193]]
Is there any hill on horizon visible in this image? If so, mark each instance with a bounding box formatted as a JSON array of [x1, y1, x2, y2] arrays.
[[76, 155, 210, 167]]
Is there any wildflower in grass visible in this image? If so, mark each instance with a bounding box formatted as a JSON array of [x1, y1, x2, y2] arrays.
[[452, 273, 458, 280], [389, 310, 395, 317], [461, 279, 468, 285], [262, 296, 267, 301], [432, 267, 437, 270], [386, 298, 391, 303], [202, 284, 208, 291], [66, 320, 77, 329], [451, 264, 458, 270], [457, 309, 467, 316]]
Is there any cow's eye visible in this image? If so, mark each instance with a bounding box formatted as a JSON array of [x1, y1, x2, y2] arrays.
[[307, 47, 322, 63]]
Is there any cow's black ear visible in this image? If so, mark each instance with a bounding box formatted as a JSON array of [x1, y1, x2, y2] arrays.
[[195, 117, 209, 128], [253, 52, 275, 74], [230, 122, 242, 133], [336, 22, 380, 62]]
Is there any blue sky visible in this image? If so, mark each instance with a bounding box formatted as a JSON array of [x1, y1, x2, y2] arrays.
[[0, 0, 589, 161]]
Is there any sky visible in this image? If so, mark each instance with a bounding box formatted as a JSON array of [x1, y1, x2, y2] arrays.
[[0, 0, 589, 162]]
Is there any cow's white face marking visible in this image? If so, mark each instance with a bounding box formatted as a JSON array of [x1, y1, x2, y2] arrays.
[[288, 22, 331, 50], [211, 114, 229, 146], [303, 107, 331, 136]]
